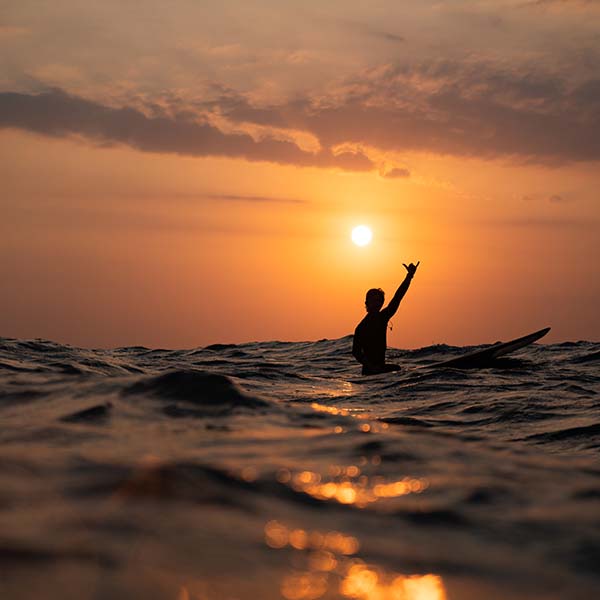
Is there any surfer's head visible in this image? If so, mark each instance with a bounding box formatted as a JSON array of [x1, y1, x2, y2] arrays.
[[365, 288, 384, 313]]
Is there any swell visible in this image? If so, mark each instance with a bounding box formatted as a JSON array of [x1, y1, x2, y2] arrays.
[[122, 369, 270, 414], [525, 422, 600, 443]]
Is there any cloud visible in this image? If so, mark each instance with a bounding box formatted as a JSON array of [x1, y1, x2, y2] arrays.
[[3, 56, 600, 169], [484, 217, 595, 229], [216, 61, 600, 165], [348, 21, 405, 43], [548, 194, 566, 203], [0, 89, 374, 172], [523, 0, 600, 8], [522, 193, 570, 203], [205, 193, 307, 204], [3, 203, 283, 237], [0, 25, 30, 38], [369, 29, 405, 43], [319, 15, 405, 43], [380, 167, 411, 179]]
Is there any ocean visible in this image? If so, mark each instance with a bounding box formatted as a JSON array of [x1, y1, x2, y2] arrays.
[[0, 335, 599, 599]]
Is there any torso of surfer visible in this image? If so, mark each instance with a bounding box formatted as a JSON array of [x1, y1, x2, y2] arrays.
[[352, 262, 419, 375]]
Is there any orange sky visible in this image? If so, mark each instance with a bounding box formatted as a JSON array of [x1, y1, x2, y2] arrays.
[[1, 1, 599, 347]]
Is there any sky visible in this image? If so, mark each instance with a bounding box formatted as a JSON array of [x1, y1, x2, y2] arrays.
[[1, 0, 599, 348]]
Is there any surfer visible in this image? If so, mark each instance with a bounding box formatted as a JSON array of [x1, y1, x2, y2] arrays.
[[352, 262, 419, 375]]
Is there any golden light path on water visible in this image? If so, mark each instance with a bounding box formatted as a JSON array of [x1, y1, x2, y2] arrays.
[[114, 397, 440, 600], [264, 521, 447, 600], [276, 467, 428, 507], [278, 402, 430, 507], [310, 401, 386, 433], [259, 401, 442, 599]]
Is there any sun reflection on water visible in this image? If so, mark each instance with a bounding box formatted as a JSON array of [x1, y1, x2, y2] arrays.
[[310, 402, 389, 435], [265, 521, 360, 555], [276, 468, 428, 508], [265, 521, 446, 600], [311, 403, 351, 417], [305, 381, 356, 400], [341, 564, 446, 600]]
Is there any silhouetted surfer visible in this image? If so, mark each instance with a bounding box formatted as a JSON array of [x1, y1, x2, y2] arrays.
[[352, 262, 419, 375]]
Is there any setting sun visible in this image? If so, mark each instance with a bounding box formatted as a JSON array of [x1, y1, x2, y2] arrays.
[[351, 225, 372, 247]]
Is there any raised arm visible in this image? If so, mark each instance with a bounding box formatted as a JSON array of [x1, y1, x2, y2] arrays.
[[381, 261, 419, 319]]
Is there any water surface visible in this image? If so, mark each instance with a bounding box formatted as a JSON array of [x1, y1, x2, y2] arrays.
[[1, 336, 599, 599]]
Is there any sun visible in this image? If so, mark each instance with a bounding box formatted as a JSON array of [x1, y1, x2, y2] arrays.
[[351, 225, 372, 247]]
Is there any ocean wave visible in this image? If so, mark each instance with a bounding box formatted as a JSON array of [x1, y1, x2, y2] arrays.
[[59, 403, 113, 424], [524, 422, 600, 443], [571, 349, 600, 364], [1, 334, 600, 599], [122, 369, 270, 414]]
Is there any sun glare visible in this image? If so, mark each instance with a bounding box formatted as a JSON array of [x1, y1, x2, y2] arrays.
[[351, 225, 372, 247]]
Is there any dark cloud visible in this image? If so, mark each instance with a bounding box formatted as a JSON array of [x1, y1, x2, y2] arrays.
[[0, 89, 374, 172], [3, 58, 600, 168], [217, 61, 600, 165]]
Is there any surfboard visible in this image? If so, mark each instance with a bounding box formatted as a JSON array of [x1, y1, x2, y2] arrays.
[[428, 327, 551, 369]]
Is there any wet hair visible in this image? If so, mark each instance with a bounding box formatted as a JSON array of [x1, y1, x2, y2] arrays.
[[365, 288, 385, 306], [365, 288, 384, 303]]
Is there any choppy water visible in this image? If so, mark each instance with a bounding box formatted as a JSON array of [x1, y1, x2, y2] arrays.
[[1, 335, 599, 599]]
